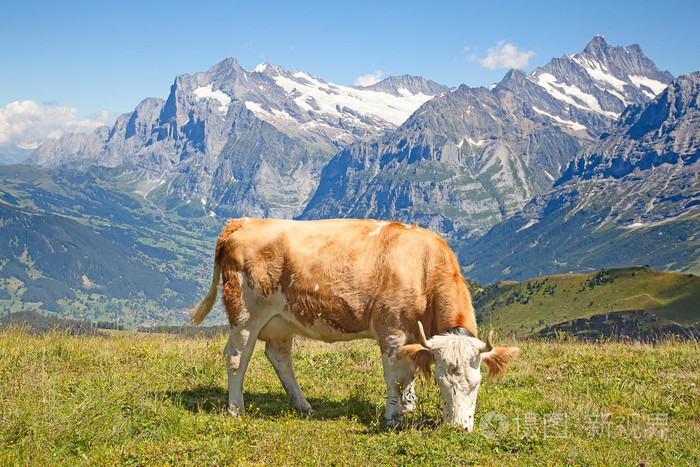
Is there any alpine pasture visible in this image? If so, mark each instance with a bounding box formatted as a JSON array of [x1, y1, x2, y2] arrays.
[[1, 327, 698, 465]]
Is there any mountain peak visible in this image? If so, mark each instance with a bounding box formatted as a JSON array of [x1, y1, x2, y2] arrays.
[[205, 56, 246, 80], [210, 56, 240, 70], [583, 35, 610, 54], [359, 74, 450, 96], [253, 62, 273, 73]]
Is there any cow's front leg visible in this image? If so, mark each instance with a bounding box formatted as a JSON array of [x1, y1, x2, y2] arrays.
[[264, 337, 313, 414], [380, 352, 415, 427], [224, 326, 259, 417]]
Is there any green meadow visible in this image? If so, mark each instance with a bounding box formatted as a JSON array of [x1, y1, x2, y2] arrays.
[[474, 267, 700, 338], [1, 327, 698, 466]]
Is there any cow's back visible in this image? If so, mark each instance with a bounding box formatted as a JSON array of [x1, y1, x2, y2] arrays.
[[218, 218, 475, 341]]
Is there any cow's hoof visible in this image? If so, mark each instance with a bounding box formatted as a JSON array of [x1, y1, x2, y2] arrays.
[[228, 402, 245, 418], [401, 395, 417, 414], [385, 418, 402, 428]]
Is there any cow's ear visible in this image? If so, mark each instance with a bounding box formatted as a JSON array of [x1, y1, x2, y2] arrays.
[[398, 344, 434, 379], [481, 346, 520, 379]]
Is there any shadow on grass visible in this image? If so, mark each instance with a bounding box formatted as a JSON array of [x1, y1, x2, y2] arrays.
[[166, 385, 386, 427]]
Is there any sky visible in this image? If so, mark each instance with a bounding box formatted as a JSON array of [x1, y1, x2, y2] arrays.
[[1, 0, 699, 157]]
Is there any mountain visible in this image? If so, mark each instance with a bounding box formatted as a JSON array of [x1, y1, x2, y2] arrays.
[[497, 35, 674, 135], [300, 37, 674, 238], [27, 59, 446, 218], [299, 84, 585, 237], [460, 72, 700, 285]]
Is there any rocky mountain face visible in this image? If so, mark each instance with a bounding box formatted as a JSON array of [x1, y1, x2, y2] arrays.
[[300, 36, 674, 239], [460, 72, 700, 285], [27, 59, 444, 218], [498, 35, 674, 136], [300, 84, 584, 237]]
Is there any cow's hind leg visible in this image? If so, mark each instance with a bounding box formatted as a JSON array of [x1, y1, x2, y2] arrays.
[[264, 337, 313, 414], [224, 326, 260, 417]]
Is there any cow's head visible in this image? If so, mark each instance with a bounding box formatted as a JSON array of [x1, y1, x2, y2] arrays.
[[398, 322, 519, 431]]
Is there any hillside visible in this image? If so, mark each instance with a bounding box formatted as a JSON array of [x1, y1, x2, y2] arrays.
[[0, 310, 122, 335], [473, 266, 700, 339], [0, 164, 222, 326]]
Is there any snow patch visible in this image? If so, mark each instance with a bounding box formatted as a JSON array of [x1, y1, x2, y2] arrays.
[[244, 101, 265, 114], [573, 55, 627, 91], [532, 106, 588, 131], [272, 73, 433, 126], [516, 219, 538, 232], [272, 108, 295, 121], [458, 137, 488, 149], [629, 75, 668, 96], [534, 73, 618, 118], [193, 84, 231, 113], [244, 102, 295, 121], [467, 137, 487, 146]]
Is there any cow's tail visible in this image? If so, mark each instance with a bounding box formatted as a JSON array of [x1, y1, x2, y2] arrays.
[[189, 258, 221, 326], [190, 219, 247, 326]]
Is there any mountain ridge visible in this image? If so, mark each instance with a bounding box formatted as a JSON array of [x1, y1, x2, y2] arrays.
[[26, 60, 449, 219], [300, 36, 674, 240]]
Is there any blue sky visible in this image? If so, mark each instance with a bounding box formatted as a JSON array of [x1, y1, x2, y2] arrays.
[[1, 0, 699, 153]]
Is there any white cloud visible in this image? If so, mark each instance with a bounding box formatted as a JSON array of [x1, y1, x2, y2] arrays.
[[463, 46, 478, 62], [354, 70, 384, 87], [0, 100, 111, 149], [479, 41, 535, 70]]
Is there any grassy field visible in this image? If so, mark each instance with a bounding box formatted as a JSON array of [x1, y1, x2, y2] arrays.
[[474, 267, 700, 338], [1, 327, 698, 466]]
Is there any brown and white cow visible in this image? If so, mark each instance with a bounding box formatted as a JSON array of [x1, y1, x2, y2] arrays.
[[190, 218, 519, 429]]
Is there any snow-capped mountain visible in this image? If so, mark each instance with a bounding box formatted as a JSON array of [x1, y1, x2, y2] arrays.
[[299, 84, 586, 237], [460, 72, 700, 284], [497, 35, 674, 136], [240, 63, 448, 146], [301, 37, 674, 238], [27, 58, 448, 218]]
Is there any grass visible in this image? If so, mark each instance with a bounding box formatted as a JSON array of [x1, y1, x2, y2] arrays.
[[1, 326, 698, 466], [474, 267, 700, 337]]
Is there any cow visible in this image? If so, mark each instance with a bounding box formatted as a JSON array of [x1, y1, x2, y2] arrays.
[[190, 218, 519, 430]]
